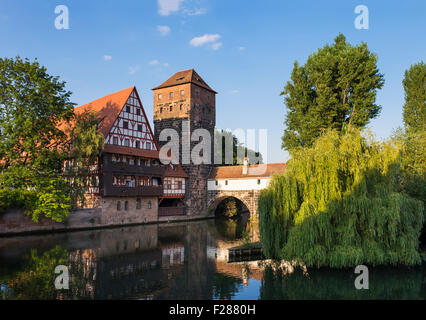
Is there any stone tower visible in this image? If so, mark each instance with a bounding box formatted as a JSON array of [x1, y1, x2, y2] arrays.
[[152, 69, 216, 216]]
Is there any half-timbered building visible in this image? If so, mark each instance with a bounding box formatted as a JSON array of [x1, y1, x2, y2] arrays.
[[73, 86, 187, 220]]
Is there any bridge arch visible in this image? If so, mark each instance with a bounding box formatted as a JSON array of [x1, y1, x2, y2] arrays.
[[207, 190, 260, 218]]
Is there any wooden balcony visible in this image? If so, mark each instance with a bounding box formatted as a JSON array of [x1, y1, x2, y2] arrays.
[[104, 185, 163, 197], [104, 162, 166, 176], [158, 207, 186, 217]]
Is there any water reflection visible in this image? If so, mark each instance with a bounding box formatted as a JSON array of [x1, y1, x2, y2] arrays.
[[0, 219, 425, 300]]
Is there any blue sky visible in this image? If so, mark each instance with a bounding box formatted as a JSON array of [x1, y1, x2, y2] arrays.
[[1, 0, 425, 163]]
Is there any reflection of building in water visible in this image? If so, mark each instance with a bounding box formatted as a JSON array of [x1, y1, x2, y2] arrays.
[[161, 244, 185, 268]]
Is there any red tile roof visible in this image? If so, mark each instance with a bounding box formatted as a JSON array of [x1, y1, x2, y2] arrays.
[[164, 164, 188, 178], [152, 69, 217, 93], [73, 86, 135, 138], [208, 163, 286, 179]]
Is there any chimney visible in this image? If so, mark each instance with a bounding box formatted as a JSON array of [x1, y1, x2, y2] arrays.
[[242, 157, 249, 175]]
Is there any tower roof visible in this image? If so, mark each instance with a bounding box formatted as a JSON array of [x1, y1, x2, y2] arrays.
[[152, 69, 217, 93]]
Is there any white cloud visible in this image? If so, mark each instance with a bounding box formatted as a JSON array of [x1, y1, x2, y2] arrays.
[[231, 89, 240, 94], [182, 8, 207, 16], [239, 46, 246, 51], [128, 65, 140, 74], [157, 25, 171, 36], [149, 60, 160, 65], [157, 0, 184, 16], [189, 34, 221, 47], [103, 55, 112, 61], [211, 42, 223, 51], [163, 62, 169, 67]]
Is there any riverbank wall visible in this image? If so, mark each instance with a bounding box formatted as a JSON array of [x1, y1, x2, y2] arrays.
[[0, 208, 214, 236]]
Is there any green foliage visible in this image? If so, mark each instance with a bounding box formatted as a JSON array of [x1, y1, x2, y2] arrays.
[[259, 128, 424, 267], [281, 34, 384, 152], [402, 61, 425, 133], [216, 197, 240, 218], [0, 57, 104, 220], [8, 246, 68, 300], [214, 129, 263, 165]]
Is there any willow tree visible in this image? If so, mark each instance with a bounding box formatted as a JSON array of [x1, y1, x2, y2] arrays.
[[259, 128, 424, 268], [281, 34, 384, 151]]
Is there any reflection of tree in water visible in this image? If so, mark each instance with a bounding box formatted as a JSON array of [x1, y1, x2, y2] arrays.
[[214, 216, 249, 241], [7, 246, 68, 300], [212, 273, 243, 300], [260, 265, 426, 300]]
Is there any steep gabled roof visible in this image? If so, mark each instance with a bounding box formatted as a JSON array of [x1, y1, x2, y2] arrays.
[[208, 163, 287, 179], [73, 86, 135, 138], [152, 69, 217, 93]]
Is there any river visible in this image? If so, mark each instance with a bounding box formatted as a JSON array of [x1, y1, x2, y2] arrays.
[[0, 218, 425, 300]]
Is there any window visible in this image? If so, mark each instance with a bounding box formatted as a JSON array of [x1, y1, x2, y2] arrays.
[[158, 94, 162, 100], [135, 141, 140, 149], [178, 181, 182, 189], [123, 121, 129, 129], [117, 201, 121, 211], [180, 90, 185, 96], [138, 124, 142, 132], [124, 139, 130, 147], [257, 179, 261, 185], [160, 107, 163, 114], [146, 142, 151, 150], [170, 105, 173, 112], [113, 136, 118, 145], [225, 180, 228, 186], [215, 180, 218, 186], [136, 108, 141, 116], [124, 201, 128, 211], [126, 105, 131, 113], [148, 201, 152, 209], [136, 198, 142, 210], [169, 92, 173, 99], [180, 104, 183, 111]]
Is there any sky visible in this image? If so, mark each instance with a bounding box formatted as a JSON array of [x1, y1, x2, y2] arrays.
[[1, 0, 425, 163]]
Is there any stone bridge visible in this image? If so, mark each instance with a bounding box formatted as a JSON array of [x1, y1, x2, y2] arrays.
[[207, 190, 261, 218]]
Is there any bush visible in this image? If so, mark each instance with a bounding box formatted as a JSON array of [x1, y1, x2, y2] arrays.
[[259, 128, 424, 267]]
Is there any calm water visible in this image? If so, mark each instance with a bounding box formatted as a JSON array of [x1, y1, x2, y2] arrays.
[[0, 218, 425, 300]]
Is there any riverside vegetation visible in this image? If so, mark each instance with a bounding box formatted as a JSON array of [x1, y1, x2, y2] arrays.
[[259, 35, 425, 268]]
